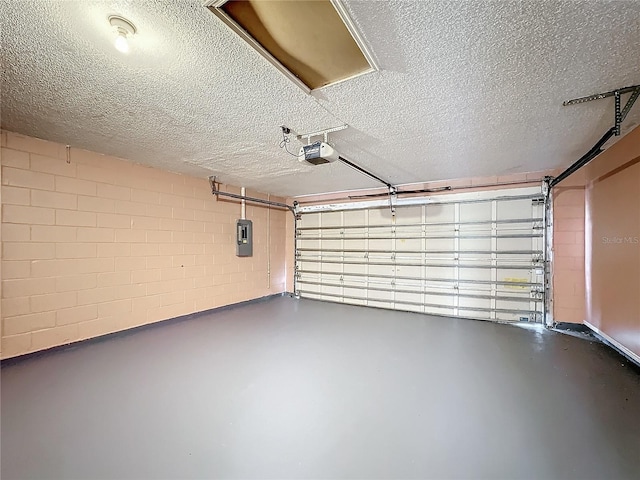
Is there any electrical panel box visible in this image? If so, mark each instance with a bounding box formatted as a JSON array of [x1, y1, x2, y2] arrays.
[[236, 219, 253, 257]]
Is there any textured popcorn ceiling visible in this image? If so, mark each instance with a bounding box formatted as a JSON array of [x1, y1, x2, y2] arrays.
[[1, 0, 639, 197]]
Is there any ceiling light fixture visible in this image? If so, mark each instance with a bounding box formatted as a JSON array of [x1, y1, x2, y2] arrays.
[[108, 15, 136, 54]]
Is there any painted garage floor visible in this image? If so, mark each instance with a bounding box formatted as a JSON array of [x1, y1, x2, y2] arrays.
[[2, 296, 639, 479]]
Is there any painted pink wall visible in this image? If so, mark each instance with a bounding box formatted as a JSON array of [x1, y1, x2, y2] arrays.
[[1, 130, 288, 358], [584, 126, 640, 358], [551, 170, 586, 324]]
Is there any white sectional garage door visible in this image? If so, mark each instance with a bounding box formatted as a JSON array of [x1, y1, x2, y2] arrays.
[[295, 187, 546, 323]]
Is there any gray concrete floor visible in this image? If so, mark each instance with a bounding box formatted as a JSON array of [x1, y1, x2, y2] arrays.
[[2, 296, 639, 479]]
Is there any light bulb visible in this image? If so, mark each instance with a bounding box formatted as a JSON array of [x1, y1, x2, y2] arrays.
[[109, 16, 136, 55], [114, 33, 129, 53]]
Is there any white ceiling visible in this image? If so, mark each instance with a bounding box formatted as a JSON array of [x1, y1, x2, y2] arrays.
[[1, 0, 639, 197]]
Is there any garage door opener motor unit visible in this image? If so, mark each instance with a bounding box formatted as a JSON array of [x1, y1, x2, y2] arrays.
[[298, 142, 340, 165]]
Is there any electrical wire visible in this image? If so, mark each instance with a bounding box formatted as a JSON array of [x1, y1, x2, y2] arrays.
[[279, 129, 300, 157]]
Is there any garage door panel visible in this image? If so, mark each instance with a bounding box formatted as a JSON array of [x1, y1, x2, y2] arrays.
[[531, 238, 544, 253], [496, 285, 529, 296], [459, 296, 492, 310], [302, 282, 321, 294], [321, 283, 343, 295], [321, 263, 343, 274], [368, 264, 394, 276], [299, 213, 320, 228], [459, 237, 491, 251], [343, 285, 365, 296], [368, 209, 394, 223], [425, 203, 455, 221], [395, 265, 422, 278], [463, 309, 492, 320], [321, 239, 343, 250], [460, 202, 492, 222], [368, 238, 393, 250], [395, 206, 422, 224], [298, 259, 319, 272], [321, 211, 342, 227], [426, 254, 456, 264], [297, 273, 320, 289], [296, 187, 545, 323], [344, 237, 367, 249], [397, 274, 422, 285], [427, 266, 455, 279], [396, 238, 422, 251], [424, 293, 455, 307], [496, 300, 537, 321], [424, 238, 454, 251], [496, 199, 534, 220], [298, 238, 320, 249], [458, 251, 492, 260], [366, 300, 394, 310], [343, 264, 367, 275], [495, 252, 533, 263], [459, 268, 492, 281], [395, 291, 422, 305], [497, 268, 532, 283], [343, 210, 366, 225], [369, 289, 394, 301], [345, 298, 368, 306], [459, 283, 491, 294], [496, 237, 536, 251], [342, 277, 364, 288]]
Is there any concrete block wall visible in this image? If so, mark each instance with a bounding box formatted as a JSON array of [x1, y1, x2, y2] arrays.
[[1, 131, 287, 359], [552, 182, 586, 324]]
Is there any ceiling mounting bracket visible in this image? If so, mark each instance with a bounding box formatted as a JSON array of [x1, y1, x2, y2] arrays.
[[552, 84, 640, 188], [296, 124, 348, 145], [563, 84, 640, 136]]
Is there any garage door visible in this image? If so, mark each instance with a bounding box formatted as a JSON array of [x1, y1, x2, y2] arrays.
[[295, 187, 547, 323]]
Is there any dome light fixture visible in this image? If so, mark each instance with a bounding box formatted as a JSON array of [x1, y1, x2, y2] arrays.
[[108, 15, 136, 54]]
